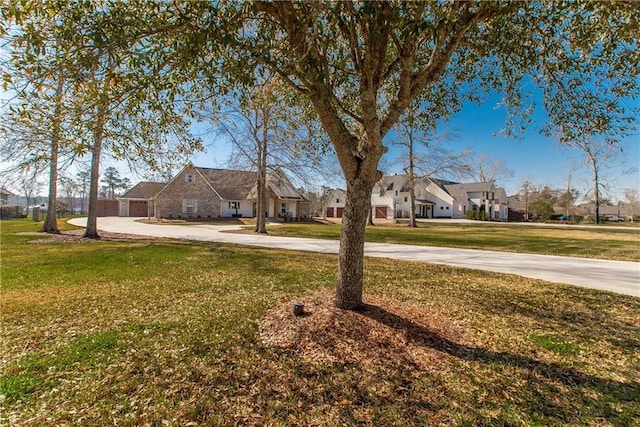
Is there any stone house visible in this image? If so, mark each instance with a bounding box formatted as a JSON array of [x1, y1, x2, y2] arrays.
[[118, 182, 166, 217], [118, 163, 309, 219]]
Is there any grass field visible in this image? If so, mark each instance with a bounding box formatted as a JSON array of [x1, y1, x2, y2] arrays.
[[261, 221, 640, 261], [2, 218, 639, 426]]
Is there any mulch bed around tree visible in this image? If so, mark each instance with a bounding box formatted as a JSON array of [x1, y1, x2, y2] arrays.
[[259, 292, 465, 372], [20, 229, 149, 244]]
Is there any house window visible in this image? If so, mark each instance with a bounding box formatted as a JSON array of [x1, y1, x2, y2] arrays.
[[404, 197, 408, 202], [395, 190, 398, 196], [183, 199, 197, 214], [446, 206, 450, 210], [440, 206, 444, 210], [281, 203, 287, 214], [229, 201, 240, 209], [336, 198, 340, 203], [185, 174, 194, 183]]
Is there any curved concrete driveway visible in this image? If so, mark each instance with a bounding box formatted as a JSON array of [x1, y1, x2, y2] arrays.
[[69, 217, 640, 298]]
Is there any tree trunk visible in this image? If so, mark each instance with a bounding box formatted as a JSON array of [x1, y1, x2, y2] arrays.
[[42, 76, 64, 234], [84, 101, 106, 239], [84, 136, 102, 238], [41, 136, 59, 233], [367, 206, 374, 226], [255, 108, 268, 234], [407, 132, 417, 228], [255, 166, 267, 233], [335, 176, 375, 310], [593, 161, 600, 225]]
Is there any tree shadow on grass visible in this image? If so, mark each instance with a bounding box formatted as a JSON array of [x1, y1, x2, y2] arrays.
[[359, 303, 639, 401]]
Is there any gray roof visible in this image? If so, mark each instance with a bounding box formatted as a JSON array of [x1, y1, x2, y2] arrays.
[[443, 184, 469, 203], [196, 168, 257, 200], [447, 182, 495, 194], [266, 169, 306, 200], [508, 196, 526, 211], [120, 182, 166, 199]]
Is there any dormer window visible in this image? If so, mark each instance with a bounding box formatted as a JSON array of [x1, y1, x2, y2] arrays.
[[185, 173, 194, 183]]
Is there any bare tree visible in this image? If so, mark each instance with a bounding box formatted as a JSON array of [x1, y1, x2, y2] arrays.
[[465, 153, 514, 185], [395, 103, 470, 227], [213, 78, 289, 233], [519, 180, 533, 221], [623, 188, 639, 223], [15, 169, 43, 218], [214, 76, 328, 232], [570, 139, 627, 224], [76, 168, 90, 215], [59, 174, 78, 215]]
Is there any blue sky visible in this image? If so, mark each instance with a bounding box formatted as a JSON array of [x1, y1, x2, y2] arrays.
[[190, 94, 639, 202], [438, 96, 639, 199]]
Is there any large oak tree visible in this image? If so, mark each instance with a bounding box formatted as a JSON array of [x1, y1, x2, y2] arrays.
[[220, 1, 638, 309]]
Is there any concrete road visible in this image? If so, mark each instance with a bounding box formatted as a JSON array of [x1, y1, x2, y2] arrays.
[[68, 217, 640, 298]]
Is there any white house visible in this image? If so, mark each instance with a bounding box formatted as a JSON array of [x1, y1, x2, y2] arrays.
[[371, 175, 460, 219], [324, 188, 347, 218], [445, 182, 509, 220], [367, 174, 509, 221]]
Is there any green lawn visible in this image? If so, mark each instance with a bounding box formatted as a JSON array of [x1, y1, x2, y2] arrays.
[[261, 221, 640, 261], [2, 218, 639, 426]]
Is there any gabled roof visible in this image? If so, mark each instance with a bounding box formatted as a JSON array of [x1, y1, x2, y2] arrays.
[[427, 177, 459, 189], [247, 169, 307, 201], [196, 167, 257, 200], [266, 169, 307, 200], [443, 184, 469, 203], [0, 188, 14, 196], [327, 188, 347, 198], [376, 175, 409, 193], [120, 182, 166, 199], [447, 182, 495, 193], [508, 196, 526, 211]]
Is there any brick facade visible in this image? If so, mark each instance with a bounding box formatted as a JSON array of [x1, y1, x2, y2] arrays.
[[129, 163, 309, 220], [155, 166, 222, 219]]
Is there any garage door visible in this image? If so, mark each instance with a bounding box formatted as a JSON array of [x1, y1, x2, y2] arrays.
[[374, 206, 387, 219], [336, 207, 344, 218], [326, 207, 334, 217], [129, 201, 149, 217]]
